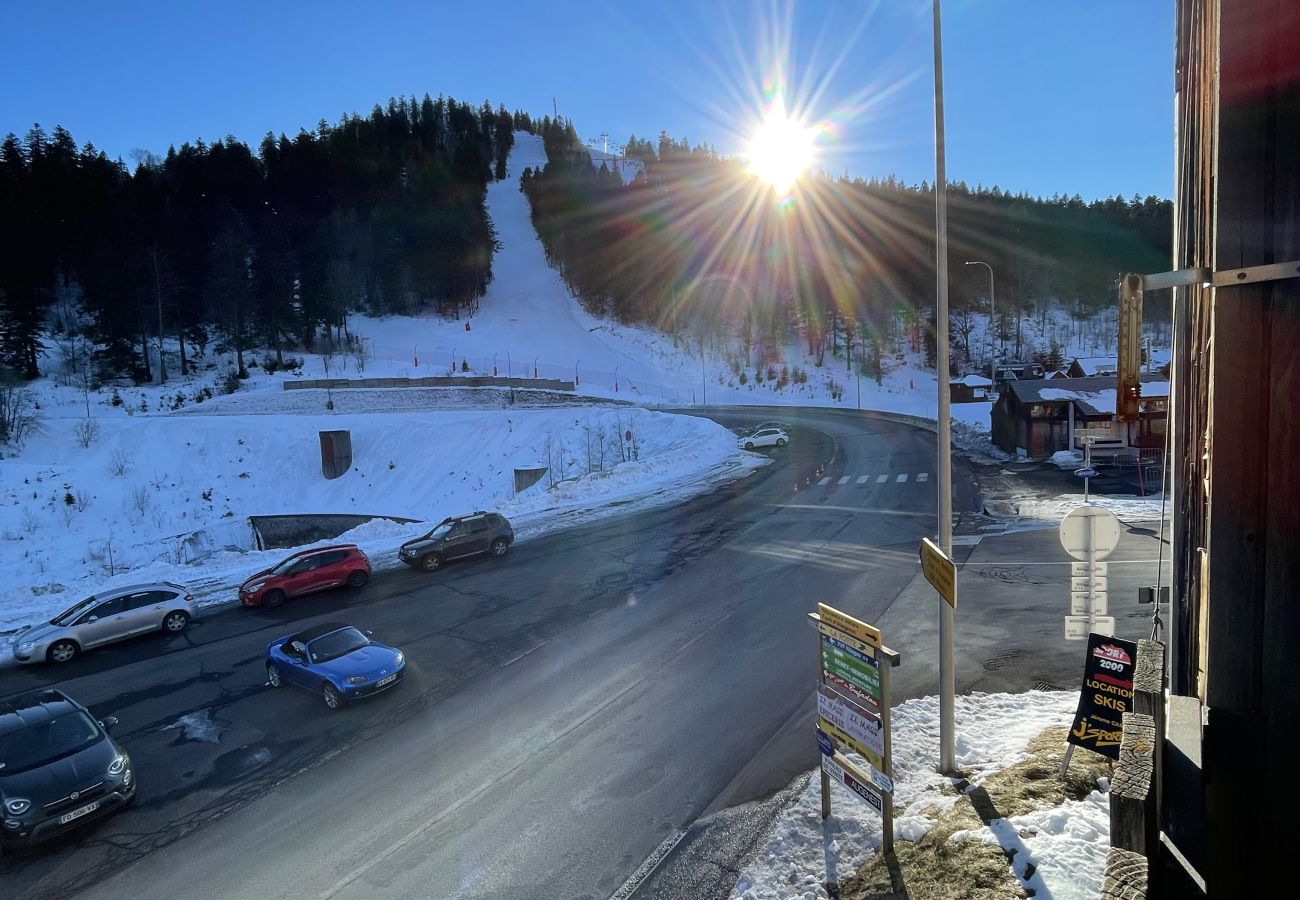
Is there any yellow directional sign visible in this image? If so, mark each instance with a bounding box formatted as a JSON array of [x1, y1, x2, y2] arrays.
[[817, 603, 881, 648], [920, 538, 957, 608]]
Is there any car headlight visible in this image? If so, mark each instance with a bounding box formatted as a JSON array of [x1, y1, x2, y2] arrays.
[[123, 767, 133, 786], [346, 675, 368, 685], [108, 755, 126, 776], [16, 641, 35, 652], [4, 798, 31, 816], [245, 582, 266, 593], [394, 651, 404, 666]]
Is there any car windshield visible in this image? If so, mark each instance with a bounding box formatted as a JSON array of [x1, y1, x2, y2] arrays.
[[51, 596, 100, 626], [306, 628, 370, 664], [0, 711, 101, 774], [423, 522, 453, 539]]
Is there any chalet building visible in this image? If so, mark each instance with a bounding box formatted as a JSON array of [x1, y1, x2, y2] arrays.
[[949, 374, 993, 403], [991, 374, 1169, 459], [1067, 356, 1118, 377]]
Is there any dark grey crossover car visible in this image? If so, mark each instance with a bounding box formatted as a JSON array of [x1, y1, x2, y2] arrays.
[[0, 689, 135, 850], [398, 512, 514, 572]]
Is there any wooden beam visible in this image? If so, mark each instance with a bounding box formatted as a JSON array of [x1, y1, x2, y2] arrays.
[[1101, 847, 1148, 900]]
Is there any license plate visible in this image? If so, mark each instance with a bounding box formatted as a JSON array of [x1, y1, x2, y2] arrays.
[[376, 674, 397, 687], [59, 801, 100, 824]]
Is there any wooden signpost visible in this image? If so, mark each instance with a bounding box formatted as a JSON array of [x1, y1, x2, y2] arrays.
[[810, 603, 901, 854]]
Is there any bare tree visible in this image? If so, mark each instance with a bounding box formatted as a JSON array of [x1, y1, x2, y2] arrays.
[[144, 241, 182, 384], [0, 375, 41, 449], [73, 417, 100, 449]]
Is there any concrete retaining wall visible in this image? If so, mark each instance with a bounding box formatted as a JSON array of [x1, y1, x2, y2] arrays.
[[249, 513, 421, 551]]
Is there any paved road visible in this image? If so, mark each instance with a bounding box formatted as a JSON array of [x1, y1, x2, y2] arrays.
[[0, 410, 969, 900]]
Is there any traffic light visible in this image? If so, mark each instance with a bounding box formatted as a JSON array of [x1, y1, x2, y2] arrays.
[[1118, 382, 1141, 422]]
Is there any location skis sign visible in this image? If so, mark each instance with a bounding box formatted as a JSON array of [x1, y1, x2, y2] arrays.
[[1066, 632, 1138, 760]]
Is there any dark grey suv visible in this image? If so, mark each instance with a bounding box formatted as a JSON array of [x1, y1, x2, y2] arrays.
[[398, 512, 514, 572], [0, 690, 136, 850]]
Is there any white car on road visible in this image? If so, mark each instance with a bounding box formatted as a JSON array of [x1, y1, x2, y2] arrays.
[[738, 428, 789, 450]]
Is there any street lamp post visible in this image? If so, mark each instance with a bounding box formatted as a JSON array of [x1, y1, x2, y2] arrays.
[[493, 353, 498, 377], [574, 360, 580, 386], [534, 356, 539, 379], [964, 260, 996, 387], [451, 347, 456, 371], [933, 0, 956, 777], [506, 350, 512, 379]]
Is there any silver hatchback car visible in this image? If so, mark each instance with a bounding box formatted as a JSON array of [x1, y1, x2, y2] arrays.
[[11, 582, 196, 665]]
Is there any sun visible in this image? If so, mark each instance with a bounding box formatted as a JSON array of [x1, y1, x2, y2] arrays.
[[746, 97, 819, 196]]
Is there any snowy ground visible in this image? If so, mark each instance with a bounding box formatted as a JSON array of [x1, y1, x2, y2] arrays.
[[0, 391, 762, 637], [729, 691, 1109, 900]]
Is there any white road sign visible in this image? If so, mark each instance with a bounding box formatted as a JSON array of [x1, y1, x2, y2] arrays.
[[1071, 561, 1109, 577], [1065, 614, 1116, 641], [1059, 506, 1121, 561], [1070, 575, 1109, 593], [1071, 591, 1108, 616]]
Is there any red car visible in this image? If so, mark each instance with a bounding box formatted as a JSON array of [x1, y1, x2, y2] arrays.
[[239, 545, 371, 608]]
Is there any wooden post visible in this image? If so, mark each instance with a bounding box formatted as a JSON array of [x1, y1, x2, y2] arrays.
[[1132, 639, 1166, 895], [820, 769, 831, 822], [879, 647, 897, 855], [1104, 711, 1156, 898], [1102, 848, 1148, 900]]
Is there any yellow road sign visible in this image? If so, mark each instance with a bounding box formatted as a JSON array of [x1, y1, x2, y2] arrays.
[[817, 603, 882, 648], [920, 538, 957, 608]]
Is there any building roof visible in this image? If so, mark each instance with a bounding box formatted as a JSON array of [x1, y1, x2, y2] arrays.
[[1071, 356, 1118, 375], [1007, 374, 1170, 417], [950, 374, 993, 387]]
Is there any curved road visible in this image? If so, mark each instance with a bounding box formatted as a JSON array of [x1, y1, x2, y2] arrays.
[[1, 410, 975, 900]]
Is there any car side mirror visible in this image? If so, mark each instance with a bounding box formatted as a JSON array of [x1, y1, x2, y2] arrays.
[[87, 616, 99, 623], [364, 630, 374, 637], [294, 657, 307, 665], [99, 716, 119, 731]]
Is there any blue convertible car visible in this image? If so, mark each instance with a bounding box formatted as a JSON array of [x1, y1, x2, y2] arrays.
[[265, 623, 405, 710]]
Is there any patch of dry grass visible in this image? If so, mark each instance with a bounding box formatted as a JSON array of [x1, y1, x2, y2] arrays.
[[836, 726, 1111, 899]]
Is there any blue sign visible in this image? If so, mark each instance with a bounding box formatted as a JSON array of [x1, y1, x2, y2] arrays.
[[816, 729, 835, 757], [1074, 467, 1099, 478]]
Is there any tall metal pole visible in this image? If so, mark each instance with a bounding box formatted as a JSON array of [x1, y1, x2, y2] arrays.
[[965, 260, 995, 386], [933, 0, 956, 776], [701, 335, 707, 406]]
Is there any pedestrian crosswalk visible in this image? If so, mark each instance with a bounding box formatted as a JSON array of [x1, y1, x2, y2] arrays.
[[815, 472, 931, 487]]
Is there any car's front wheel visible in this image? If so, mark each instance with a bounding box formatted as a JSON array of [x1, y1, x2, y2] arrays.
[[323, 683, 343, 710], [490, 538, 509, 558], [420, 553, 443, 573], [776, 438, 787, 447], [261, 589, 286, 609], [47, 639, 79, 664], [266, 664, 282, 688], [744, 442, 755, 450], [162, 611, 190, 634], [347, 569, 369, 588]]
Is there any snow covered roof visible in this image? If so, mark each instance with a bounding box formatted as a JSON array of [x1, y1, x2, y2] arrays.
[[1008, 375, 1169, 416], [1071, 356, 1118, 375], [951, 374, 993, 387]]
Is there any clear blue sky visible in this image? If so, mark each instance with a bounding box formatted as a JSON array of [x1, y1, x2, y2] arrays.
[[0, 0, 1173, 200]]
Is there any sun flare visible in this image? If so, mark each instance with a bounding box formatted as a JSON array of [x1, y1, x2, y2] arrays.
[[746, 98, 819, 196]]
